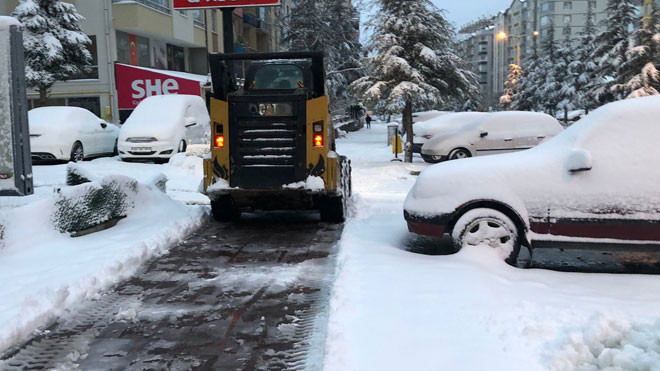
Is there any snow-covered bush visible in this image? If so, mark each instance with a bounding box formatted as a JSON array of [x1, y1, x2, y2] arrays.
[[65, 162, 96, 186], [146, 173, 167, 193], [52, 176, 138, 234]]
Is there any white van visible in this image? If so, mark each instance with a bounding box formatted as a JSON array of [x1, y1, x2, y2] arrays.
[[420, 111, 563, 163], [118, 95, 210, 162]]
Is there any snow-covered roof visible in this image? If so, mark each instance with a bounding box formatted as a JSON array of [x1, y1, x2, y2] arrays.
[[0, 16, 21, 31]]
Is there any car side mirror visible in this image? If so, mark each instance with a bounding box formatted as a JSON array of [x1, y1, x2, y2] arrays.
[[100, 122, 107, 129], [480, 131, 488, 138], [567, 149, 592, 173]]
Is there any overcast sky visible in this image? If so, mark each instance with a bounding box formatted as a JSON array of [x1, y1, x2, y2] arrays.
[[432, 0, 512, 28]]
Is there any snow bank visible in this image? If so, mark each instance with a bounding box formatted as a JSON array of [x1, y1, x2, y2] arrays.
[[0, 175, 205, 354]]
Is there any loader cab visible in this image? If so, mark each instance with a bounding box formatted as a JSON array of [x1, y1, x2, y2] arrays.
[[204, 52, 351, 223]]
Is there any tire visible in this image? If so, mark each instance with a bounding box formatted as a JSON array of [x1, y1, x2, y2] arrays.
[[448, 148, 471, 161], [320, 195, 345, 223], [451, 208, 521, 266], [70, 142, 84, 162], [421, 154, 443, 164], [178, 140, 187, 153], [211, 196, 240, 222]]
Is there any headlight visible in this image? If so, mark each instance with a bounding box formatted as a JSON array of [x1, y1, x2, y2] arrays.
[[251, 103, 293, 117]]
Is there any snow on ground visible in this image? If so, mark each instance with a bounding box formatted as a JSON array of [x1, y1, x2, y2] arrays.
[[0, 154, 207, 354], [325, 120, 660, 370]]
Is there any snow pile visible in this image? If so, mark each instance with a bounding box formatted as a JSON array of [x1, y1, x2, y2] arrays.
[[548, 314, 660, 370], [283, 176, 325, 191], [323, 119, 660, 370], [0, 175, 205, 354], [0, 16, 21, 31]]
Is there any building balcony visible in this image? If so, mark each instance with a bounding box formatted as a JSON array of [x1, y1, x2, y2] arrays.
[[112, 0, 170, 15]]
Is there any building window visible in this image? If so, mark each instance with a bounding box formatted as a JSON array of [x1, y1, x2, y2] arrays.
[[116, 31, 150, 67], [563, 15, 572, 24], [192, 9, 204, 28], [112, 0, 171, 14], [563, 27, 572, 36], [167, 44, 185, 71], [541, 2, 553, 12], [212, 11, 218, 32], [563, 2, 572, 10], [541, 16, 550, 26], [589, 1, 597, 9], [72, 35, 98, 80]]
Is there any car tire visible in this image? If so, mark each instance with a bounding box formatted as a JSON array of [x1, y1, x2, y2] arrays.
[[211, 195, 241, 222], [451, 208, 521, 266], [70, 142, 84, 162], [448, 148, 471, 161], [178, 140, 187, 153], [421, 154, 443, 164]]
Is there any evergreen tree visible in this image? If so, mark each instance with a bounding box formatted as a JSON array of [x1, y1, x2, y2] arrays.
[[538, 25, 560, 115], [569, 0, 598, 112], [12, 0, 91, 103], [612, 3, 660, 99], [587, 0, 637, 105], [500, 63, 523, 110], [282, 0, 364, 110], [511, 38, 540, 111], [555, 25, 577, 118], [351, 0, 479, 162]]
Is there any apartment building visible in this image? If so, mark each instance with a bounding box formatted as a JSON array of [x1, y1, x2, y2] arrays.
[[1, 0, 282, 123]]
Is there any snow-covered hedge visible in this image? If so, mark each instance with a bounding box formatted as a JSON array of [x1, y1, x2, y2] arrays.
[[65, 163, 96, 186], [52, 176, 138, 234]]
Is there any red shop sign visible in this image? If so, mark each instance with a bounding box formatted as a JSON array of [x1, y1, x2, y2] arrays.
[[115, 63, 203, 110], [173, 0, 281, 9]]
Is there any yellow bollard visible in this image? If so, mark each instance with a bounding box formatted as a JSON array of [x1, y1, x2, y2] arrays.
[[392, 135, 403, 154]]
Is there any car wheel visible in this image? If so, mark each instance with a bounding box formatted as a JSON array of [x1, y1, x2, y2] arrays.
[[421, 154, 443, 164], [448, 148, 471, 161], [70, 142, 84, 162], [451, 208, 521, 266], [178, 140, 187, 153]]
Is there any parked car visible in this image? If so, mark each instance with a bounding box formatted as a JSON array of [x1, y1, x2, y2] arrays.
[[29, 106, 119, 163], [404, 96, 660, 266], [118, 95, 210, 162], [420, 111, 563, 163], [412, 112, 486, 154]]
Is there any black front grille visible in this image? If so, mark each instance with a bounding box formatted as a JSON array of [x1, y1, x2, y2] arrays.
[[238, 121, 298, 166], [229, 95, 307, 189]]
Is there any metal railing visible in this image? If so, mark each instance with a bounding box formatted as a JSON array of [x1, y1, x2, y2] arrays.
[[112, 0, 171, 15]]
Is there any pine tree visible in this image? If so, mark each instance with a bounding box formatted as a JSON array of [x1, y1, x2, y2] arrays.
[[500, 63, 523, 110], [612, 3, 660, 99], [511, 38, 540, 111], [351, 0, 479, 162], [538, 25, 560, 115], [587, 0, 637, 105], [569, 0, 598, 112], [12, 0, 91, 103], [282, 0, 364, 111], [555, 25, 577, 119]]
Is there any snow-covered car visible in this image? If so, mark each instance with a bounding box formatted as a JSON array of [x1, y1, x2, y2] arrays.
[[420, 111, 563, 163], [118, 95, 210, 162], [29, 107, 119, 163], [412, 112, 486, 154], [404, 96, 660, 266]]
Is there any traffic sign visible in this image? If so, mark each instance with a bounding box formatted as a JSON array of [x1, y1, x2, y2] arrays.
[[173, 0, 281, 9]]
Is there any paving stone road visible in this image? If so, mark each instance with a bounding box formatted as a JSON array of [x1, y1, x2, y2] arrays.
[[1, 212, 343, 371]]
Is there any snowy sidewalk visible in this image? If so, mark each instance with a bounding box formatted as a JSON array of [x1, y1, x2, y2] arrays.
[[325, 123, 660, 370]]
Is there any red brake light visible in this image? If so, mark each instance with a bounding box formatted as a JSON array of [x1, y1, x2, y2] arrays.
[[215, 135, 225, 148], [313, 134, 323, 147]]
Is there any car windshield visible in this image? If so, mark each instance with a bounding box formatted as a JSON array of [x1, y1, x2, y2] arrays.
[[251, 64, 304, 90]]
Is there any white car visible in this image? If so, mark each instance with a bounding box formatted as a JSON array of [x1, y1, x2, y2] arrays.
[[118, 95, 210, 162], [420, 111, 563, 163], [404, 96, 660, 266], [412, 112, 486, 154], [29, 107, 119, 162]]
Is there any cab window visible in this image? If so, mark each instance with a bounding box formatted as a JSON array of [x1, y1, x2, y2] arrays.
[[251, 64, 304, 90]]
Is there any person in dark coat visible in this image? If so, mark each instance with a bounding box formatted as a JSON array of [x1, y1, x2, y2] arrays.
[[365, 113, 372, 129]]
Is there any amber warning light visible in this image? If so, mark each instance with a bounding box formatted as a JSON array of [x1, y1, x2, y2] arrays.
[[215, 135, 225, 148], [314, 134, 323, 147]]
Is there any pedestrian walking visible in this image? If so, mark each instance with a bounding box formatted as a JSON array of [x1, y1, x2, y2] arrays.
[[365, 113, 372, 129]]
